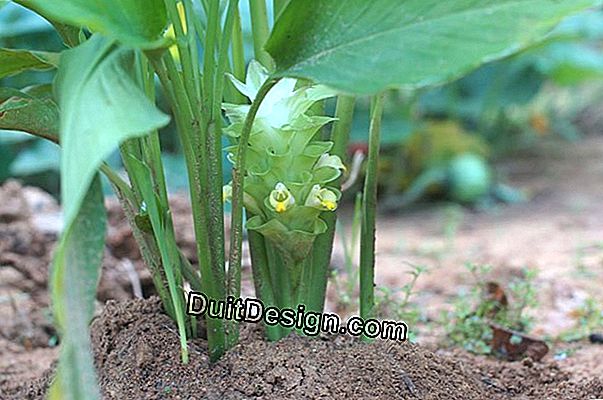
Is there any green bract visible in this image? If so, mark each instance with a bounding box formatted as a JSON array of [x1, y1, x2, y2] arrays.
[[223, 61, 343, 261]]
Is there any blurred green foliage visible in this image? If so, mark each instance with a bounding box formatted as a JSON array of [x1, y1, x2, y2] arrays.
[[344, 8, 603, 206], [3, 4, 603, 201], [417, 18, 603, 153], [0, 3, 63, 193]]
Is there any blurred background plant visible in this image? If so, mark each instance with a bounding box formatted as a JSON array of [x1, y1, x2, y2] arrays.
[[0, 2, 63, 194], [3, 3, 603, 206], [339, 6, 603, 209]]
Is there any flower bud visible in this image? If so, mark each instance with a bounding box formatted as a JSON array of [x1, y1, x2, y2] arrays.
[[268, 182, 295, 213], [315, 153, 346, 172], [305, 184, 338, 211]]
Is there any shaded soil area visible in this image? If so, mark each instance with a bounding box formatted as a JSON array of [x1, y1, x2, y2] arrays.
[[18, 297, 603, 399]]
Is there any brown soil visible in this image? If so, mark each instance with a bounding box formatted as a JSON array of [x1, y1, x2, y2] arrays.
[[18, 297, 603, 399], [1, 135, 603, 399]]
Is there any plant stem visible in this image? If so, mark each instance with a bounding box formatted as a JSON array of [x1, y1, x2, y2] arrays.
[[212, 0, 241, 124], [125, 155, 189, 363], [359, 93, 384, 331], [271, 247, 293, 309], [330, 96, 356, 159], [202, 0, 220, 104], [227, 6, 247, 104], [303, 96, 355, 313], [108, 178, 175, 318], [227, 77, 278, 313], [273, 0, 289, 20], [148, 54, 226, 361], [247, 230, 285, 340], [214, 0, 241, 349], [164, 0, 200, 109], [248, 0, 273, 69], [182, 0, 201, 99]]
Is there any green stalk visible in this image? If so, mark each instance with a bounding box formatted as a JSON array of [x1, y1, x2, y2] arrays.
[[148, 54, 226, 361], [303, 96, 356, 313], [227, 6, 247, 104], [138, 58, 177, 312], [198, 2, 242, 317], [247, 230, 285, 340], [269, 245, 293, 309], [203, 83, 226, 314], [164, 0, 200, 109], [182, 0, 201, 99], [228, 78, 279, 314], [100, 163, 173, 310], [158, 226, 189, 363], [330, 96, 356, 159], [162, 217, 189, 362], [248, 0, 273, 69], [359, 93, 384, 329], [202, 0, 220, 102], [273, 0, 289, 20], [158, 15, 230, 355], [110, 60, 179, 320], [99, 163, 135, 203], [213, 0, 241, 349], [119, 56, 189, 358], [107, 177, 175, 318], [348, 192, 363, 294], [296, 256, 312, 306], [126, 155, 189, 363], [140, 59, 170, 206], [179, 251, 203, 293]]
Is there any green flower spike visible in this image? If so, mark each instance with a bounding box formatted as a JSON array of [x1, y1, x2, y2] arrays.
[[223, 60, 344, 261]]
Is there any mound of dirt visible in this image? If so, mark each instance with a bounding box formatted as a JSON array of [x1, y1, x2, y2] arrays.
[[20, 297, 603, 399], [91, 297, 488, 400]]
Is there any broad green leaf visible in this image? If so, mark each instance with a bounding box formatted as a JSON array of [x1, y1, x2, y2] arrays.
[[0, 85, 59, 142], [0, 48, 60, 78], [55, 35, 170, 226], [49, 175, 105, 400], [16, 0, 168, 48], [266, 0, 600, 94]]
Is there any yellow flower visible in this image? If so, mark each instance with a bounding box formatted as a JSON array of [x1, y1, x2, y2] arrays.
[[269, 182, 295, 213], [305, 185, 338, 211]]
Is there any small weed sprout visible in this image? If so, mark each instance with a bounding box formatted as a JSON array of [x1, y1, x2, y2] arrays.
[[444, 263, 538, 355], [374, 263, 427, 341], [558, 297, 603, 342]]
